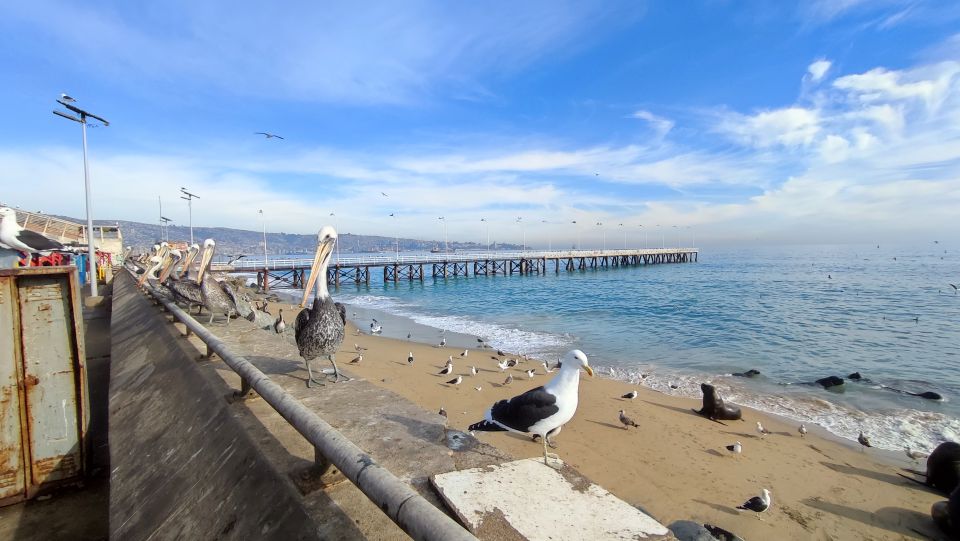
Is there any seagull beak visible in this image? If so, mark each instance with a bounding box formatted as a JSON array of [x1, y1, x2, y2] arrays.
[[584, 365, 594, 377]]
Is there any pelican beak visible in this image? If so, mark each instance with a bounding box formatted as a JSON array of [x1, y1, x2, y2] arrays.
[[158, 254, 175, 282], [300, 236, 335, 308], [197, 244, 213, 283], [584, 365, 594, 377]]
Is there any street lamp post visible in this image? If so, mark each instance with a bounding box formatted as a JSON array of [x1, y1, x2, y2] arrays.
[[53, 97, 109, 297], [572, 220, 580, 250], [438, 217, 447, 253], [481, 218, 490, 253], [160, 217, 172, 242], [619, 223, 625, 249], [391, 213, 399, 261], [517, 217, 524, 252], [259, 209, 268, 269], [180, 187, 199, 245], [638, 224, 644, 249]]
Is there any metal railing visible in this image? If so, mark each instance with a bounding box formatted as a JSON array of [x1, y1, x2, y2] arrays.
[[220, 247, 699, 271], [137, 274, 477, 541]]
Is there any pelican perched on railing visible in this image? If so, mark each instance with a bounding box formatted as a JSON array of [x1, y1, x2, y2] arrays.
[[197, 239, 239, 325], [295, 226, 345, 386]]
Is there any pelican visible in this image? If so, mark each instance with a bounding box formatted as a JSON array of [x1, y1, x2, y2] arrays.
[[274, 309, 286, 334], [197, 239, 239, 324], [162, 249, 203, 313], [295, 227, 345, 387], [174, 243, 200, 280]]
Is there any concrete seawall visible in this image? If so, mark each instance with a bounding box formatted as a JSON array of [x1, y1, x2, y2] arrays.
[[109, 274, 321, 540]]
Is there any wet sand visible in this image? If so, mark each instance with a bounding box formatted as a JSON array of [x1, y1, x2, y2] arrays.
[[262, 298, 945, 540]]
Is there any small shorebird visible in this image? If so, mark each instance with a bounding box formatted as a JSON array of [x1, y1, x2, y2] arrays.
[[798, 424, 807, 438], [858, 431, 872, 451], [726, 441, 742, 455], [525, 369, 536, 379], [905, 447, 928, 463], [502, 374, 513, 386], [446, 375, 462, 386], [407, 352, 414, 365], [621, 390, 638, 400], [736, 488, 771, 519], [349, 353, 363, 364], [618, 410, 639, 429], [756, 422, 771, 437]]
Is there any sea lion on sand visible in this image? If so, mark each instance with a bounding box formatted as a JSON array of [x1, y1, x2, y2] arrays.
[[693, 383, 742, 421], [732, 369, 761, 378], [900, 442, 960, 495]]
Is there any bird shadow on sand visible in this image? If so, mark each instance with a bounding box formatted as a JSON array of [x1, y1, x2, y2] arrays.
[[692, 499, 738, 516], [721, 430, 761, 440], [820, 461, 918, 488], [704, 449, 724, 457], [586, 419, 627, 431], [641, 400, 702, 418], [802, 498, 929, 539]]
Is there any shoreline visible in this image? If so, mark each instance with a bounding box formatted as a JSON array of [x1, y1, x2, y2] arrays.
[[256, 292, 942, 538]]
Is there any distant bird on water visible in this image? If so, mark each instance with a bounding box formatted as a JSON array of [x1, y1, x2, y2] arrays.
[[858, 431, 872, 451], [798, 424, 807, 438], [950, 283, 958, 295], [255, 132, 284, 139], [736, 488, 771, 518], [294, 227, 346, 386], [618, 409, 639, 429]]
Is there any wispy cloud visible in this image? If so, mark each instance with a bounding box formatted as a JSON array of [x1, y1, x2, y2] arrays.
[[630, 110, 675, 136], [806, 59, 832, 82]]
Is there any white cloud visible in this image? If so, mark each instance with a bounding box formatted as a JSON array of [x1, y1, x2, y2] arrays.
[[807, 59, 832, 82], [630, 110, 675, 136], [718, 107, 821, 148]]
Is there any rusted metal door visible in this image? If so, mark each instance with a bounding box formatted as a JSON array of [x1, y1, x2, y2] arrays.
[[17, 275, 84, 486], [0, 276, 27, 503]]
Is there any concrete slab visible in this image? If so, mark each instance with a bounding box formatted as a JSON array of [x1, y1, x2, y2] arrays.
[[431, 459, 675, 541]]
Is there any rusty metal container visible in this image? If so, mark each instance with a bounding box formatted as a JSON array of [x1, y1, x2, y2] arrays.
[[0, 267, 88, 507]]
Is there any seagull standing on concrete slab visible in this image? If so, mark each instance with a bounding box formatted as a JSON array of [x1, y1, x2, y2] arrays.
[[468, 350, 593, 467]]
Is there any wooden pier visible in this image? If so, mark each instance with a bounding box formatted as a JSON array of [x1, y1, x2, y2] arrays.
[[214, 248, 698, 290]]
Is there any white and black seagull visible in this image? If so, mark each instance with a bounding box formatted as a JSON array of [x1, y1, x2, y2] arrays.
[[621, 390, 638, 400], [407, 352, 414, 365], [725, 441, 742, 455], [0, 207, 65, 254], [736, 488, 771, 518], [469, 350, 593, 468], [255, 132, 284, 139]]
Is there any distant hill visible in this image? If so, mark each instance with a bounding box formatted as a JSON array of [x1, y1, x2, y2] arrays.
[[76, 217, 520, 256]]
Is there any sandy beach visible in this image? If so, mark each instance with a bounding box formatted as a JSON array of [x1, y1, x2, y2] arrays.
[[254, 297, 948, 541]]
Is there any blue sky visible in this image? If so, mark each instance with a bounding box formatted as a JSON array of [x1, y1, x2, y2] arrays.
[[2, 0, 959, 248]]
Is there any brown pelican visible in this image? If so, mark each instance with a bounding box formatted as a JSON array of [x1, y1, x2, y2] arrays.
[[174, 243, 200, 280], [274, 309, 285, 334], [196, 239, 239, 325], [295, 226, 345, 386]]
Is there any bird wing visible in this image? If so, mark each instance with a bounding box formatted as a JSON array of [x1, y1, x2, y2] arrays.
[[335, 302, 346, 325], [274, 135, 285, 139], [15, 229, 64, 251], [489, 386, 559, 432], [737, 496, 763, 510]]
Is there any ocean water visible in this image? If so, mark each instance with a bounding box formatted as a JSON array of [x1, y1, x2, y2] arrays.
[[275, 244, 960, 453]]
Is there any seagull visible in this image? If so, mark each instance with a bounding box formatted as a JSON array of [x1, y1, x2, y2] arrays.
[[354, 343, 368, 351], [349, 353, 363, 364], [798, 424, 807, 438], [438, 407, 447, 419], [60, 93, 76, 102], [438, 362, 454, 376], [526, 369, 536, 379], [470, 366, 478, 376], [503, 374, 513, 386], [497, 349, 507, 357], [621, 390, 638, 400], [736, 488, 771, 519], [273, 309, 286, 334], [618, 409, 639, 429], [255, 132, 285, 139], [542, 361, 557, 373], [407, 332, 412, 340], [370, 320, 382, 334], [381, 192, 388, 197], [726, 441, 742, 455], [438, 337, 446, 348], [469, 350, 593, 467], [905, 447, 928, 463], [460, 349, 468, 357], [407, 352, 414, 365], [474, 386, 482, 391], [0, 207, 66, 254], [497, 360, 511, 371], [446, 375, 462, 386], [858, 431, 872, 451], [950, 283, 958, 295], [756, 422, 771, 437]]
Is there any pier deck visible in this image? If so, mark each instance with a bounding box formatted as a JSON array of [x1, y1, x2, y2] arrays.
[[214, 248, 698, 289]]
